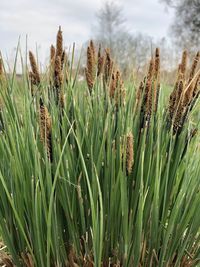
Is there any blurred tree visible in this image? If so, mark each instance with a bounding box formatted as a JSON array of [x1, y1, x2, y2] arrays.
[[95, 1, 126, 55], [161, 0, 200, 50], [93, 1, 153, 73]]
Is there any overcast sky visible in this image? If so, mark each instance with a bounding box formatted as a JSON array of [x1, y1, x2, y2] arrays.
[[0, 0, 174, 63]]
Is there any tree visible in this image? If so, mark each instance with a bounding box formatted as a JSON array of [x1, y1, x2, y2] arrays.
[[161, 0, 200, 50], [94, 1, 126, 55], [93, 1, 154, 73]]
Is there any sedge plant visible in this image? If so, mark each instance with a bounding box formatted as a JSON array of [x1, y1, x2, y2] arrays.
[[0, 28, 199, 267]]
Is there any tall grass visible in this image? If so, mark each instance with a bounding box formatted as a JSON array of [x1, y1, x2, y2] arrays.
[[0, 28, 199, 267]]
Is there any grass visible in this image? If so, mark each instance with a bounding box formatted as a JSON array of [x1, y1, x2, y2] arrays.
[[0, 29, 199, 267]]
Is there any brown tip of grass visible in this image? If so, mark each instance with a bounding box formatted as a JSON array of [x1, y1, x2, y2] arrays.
[[50, 45, 56, 61], [104, 49, 113, 84], [126, 132, 134, 175], [61, 50, 67, 70], [29, 51, 40, 86], [110, 72, 116, 98], [56, 26, 63, 58], [180, 50, 188, 79], [54, 55, 63, 89], [39, 102, 52, 161], [85, 41, 96, 92], [188, 51, 200, 81], [97, 44, 104, 77], [143, 59, 154, 126]]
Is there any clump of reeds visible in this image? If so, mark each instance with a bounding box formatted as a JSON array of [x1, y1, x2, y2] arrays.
[[1, 27, 200, 267]]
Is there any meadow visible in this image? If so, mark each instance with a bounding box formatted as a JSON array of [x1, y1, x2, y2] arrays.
[[0, 27, 200, 267]]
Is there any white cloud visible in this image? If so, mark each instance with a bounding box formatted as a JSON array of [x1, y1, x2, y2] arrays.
[[0, 0, 174, 62]]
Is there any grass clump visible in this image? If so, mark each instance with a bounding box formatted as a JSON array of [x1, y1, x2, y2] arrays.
[[0, 28, 200, 267]]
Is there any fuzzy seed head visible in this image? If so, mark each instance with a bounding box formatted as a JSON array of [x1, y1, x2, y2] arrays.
[[97, 44, 104, 77], [29, 51, 40, 86], [126, 132, 134, 175], [56, 26, 63, 58], [104, 49, 113, 84], [85, 41, 96, 92], [54, 56, 63, 89], [50, 45, 56, 61], [180, 50, 188, 79], [39, 103, 52, 161]]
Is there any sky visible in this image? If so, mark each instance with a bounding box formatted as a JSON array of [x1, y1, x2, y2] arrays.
[[0, 0, 174, 64]]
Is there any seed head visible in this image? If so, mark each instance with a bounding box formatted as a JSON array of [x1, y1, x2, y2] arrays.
[[50, 45, 56, 61], [126, 132, 134, 175], [104, 49, 113, 84], [61, 50, 67, 70], [85, 41, 96, 92], [29, 51, 40, 86], [188, 51, 200, 81], [180, 50, 188, 79], [110, 72, 116, 98], [97, 44, 104, 77], [39, 101, 52, 161], [154, 48, 160, 112], [143, 59, 154, 126], [54, 56, 63, 89], [56, 26, 63, 58]]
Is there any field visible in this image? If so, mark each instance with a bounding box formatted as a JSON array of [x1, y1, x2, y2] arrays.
[[0, 28, 200, 267]]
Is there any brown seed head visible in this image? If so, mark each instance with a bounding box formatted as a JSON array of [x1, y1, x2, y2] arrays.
[[135, 81, 144, 111], [29, 71, 36, 96], [154, 48, 160, 78], [142, 59, 154, 125], [172, 100, 185, 135], [60, 90, 65, 109], [180, 50, 188, 79], [104, 49, 113, 85], [54, 55, 63, 89], [50, 45, 56, 61], [126, 132, 134, 175], [188, 51, 200, 81], [154, 48, 160, 112], [90, 40, 96, 60], [29, 51, 40, 86], [39, 102, 52, 161], [56, 26, 63, 58], [183, 52, 200, 105], [113, 70, 126, 107], [110, 72, 116, 98], [85, 43, 96, 92], [61, 50, 67, 70], [97, 44, 104, 77]]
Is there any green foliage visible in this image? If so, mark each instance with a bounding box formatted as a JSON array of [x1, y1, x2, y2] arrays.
[[0, 49, 199, 267]]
